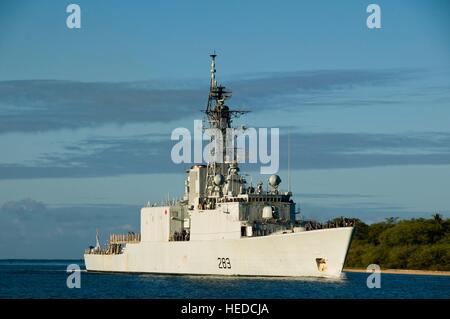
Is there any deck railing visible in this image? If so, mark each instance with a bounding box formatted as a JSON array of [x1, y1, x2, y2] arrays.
[[84, 233, 141, 255], [108, 233, 141, 244]]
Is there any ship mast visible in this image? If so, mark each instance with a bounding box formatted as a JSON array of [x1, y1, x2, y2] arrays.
[[207, 53, 217, 109], [204, 54, 248, 197]]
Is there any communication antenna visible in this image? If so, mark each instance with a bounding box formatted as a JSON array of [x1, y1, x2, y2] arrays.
[[95, 229, 100, 250], [288, 128, 292, 193]]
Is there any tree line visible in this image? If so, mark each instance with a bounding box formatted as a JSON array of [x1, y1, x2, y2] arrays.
[[342, 214, 449, 271]]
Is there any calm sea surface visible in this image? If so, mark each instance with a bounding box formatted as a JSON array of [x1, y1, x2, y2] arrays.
[[0, 260, 449, 299]]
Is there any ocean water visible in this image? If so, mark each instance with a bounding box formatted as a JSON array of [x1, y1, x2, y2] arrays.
[[0, 260, 449, 299]]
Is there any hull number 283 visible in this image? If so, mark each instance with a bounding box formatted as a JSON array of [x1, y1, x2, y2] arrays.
[[217, 257, 231, 269]]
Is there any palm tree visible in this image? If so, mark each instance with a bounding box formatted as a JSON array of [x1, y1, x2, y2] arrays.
[[432, 213, 443, 224], [385, 217, 398, 224]]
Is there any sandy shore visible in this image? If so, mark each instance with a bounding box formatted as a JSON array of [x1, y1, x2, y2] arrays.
[[344, 268, 450, 276]]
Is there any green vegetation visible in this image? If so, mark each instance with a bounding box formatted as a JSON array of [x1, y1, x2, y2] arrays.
[[344, 214, 450, 271]]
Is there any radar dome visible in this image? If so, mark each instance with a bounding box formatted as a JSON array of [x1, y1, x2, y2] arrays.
[[262, 206, 273, 219], [268, 174, 281, 187], [214, 174, 225, 186]]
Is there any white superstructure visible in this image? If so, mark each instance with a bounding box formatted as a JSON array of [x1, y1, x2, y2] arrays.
[[84, 55, 354, 278]]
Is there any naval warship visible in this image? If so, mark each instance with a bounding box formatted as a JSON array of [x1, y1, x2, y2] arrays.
[[84, 55, 354, 278]]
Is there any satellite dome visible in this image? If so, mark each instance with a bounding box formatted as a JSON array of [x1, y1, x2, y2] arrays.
[[214, 174, 225, 186], [268, 174, 281, 187], [262, 206, 273, 219]]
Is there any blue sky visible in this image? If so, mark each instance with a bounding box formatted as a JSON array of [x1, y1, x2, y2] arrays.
[[0, 0, 449, 258]]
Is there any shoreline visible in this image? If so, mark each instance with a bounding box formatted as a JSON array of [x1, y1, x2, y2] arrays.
[[344, 268, 450, 276]]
